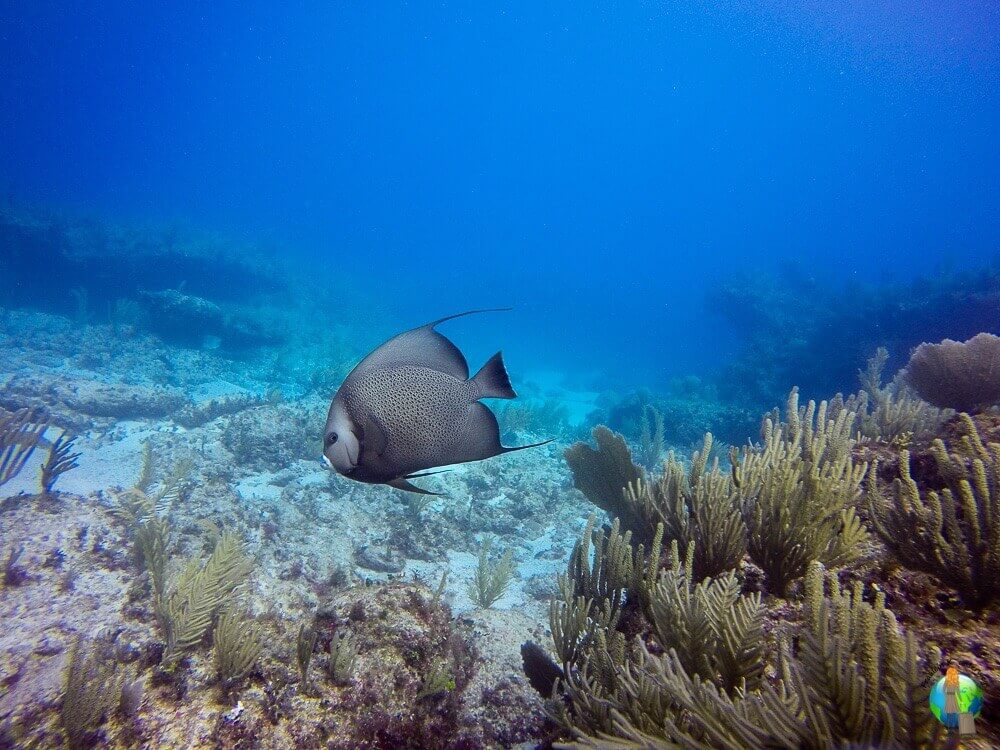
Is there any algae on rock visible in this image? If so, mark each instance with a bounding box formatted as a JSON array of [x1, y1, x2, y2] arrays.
[[416, 659, 456, 701]]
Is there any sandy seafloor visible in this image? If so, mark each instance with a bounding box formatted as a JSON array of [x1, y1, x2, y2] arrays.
[[0, 308, 599, 748]]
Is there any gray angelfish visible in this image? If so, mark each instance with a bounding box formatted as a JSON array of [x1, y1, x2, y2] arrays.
[[322, 309, 551, 494]]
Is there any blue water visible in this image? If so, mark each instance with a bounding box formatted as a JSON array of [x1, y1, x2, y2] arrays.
[[2, 1, 998, 390], [3, 6, 1000, 747]]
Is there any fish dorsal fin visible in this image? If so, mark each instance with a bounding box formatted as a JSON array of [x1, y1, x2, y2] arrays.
[[346, 309, 511, 382]]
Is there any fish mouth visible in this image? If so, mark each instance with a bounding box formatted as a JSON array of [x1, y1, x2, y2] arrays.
[[322, 453, 356, 475]]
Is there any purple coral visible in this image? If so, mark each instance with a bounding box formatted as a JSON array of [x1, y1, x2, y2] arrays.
[[903, 332, 1000, 412]]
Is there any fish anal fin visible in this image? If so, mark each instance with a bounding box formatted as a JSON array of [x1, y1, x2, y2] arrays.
[[387, 477, 444, 495], [445, 404, 552, 467], [447, 402, 506, 464]]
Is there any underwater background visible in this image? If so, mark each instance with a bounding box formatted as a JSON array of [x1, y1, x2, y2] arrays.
[[1, 2, 999, 749]]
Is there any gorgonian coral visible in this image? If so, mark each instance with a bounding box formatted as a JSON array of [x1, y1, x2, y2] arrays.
[[903, 332, 1000, 412]]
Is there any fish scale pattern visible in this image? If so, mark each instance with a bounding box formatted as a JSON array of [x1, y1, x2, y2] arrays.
[[348, 365, 472, 461]]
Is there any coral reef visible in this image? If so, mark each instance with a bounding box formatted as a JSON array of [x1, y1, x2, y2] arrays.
[[555, 386, 1000, 746], [588, 381, 758, 452], [868, 413, 1000, 609], [567, 389, 868, 596], [635, 404, 664, 471], [138, 289, 280, 351], [0, 476, 550, 748], [0, 205, 285, 319], [173, 393, 265, 429], [537, 519, 944, 750], [220, 403, 318, 472], [641, 539, 765, 694], [494, 398, 572, 444], [841, 346, 951, 442], [2, 373, 187, 426], [710, 265, 1000, 411], [732, 388, 869, 596], [0, 305, 573, 748], [626, 432, 746, 580]]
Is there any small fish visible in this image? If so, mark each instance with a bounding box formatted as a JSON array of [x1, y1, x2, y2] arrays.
[[322, 309, 550, 494]]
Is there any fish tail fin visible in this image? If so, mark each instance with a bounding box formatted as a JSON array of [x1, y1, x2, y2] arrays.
[[472, 351, 517, 399], [501, 438, 555, 454]]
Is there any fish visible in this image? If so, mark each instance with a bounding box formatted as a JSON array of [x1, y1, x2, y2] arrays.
[[322, 308, 551, 494]]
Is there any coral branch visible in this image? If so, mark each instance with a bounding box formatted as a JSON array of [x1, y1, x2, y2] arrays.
[[40, 430, 81, 493]]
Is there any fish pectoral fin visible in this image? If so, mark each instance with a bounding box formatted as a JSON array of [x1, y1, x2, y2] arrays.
[[387, 477, 445, 496], [362, 413, 389, 456]]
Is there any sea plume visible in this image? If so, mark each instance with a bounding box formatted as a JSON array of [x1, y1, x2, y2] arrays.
[[903, 332, 1000, 412]]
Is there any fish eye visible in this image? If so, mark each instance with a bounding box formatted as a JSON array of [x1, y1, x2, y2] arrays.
[[326, 432, 338, 445]]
